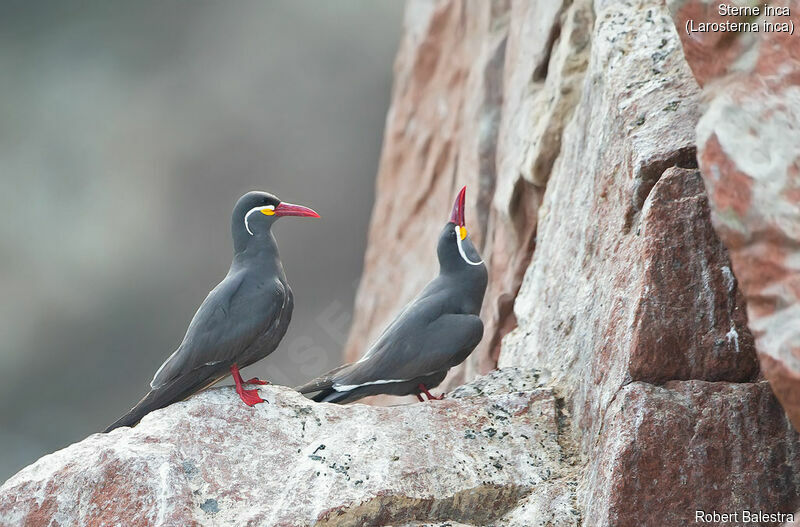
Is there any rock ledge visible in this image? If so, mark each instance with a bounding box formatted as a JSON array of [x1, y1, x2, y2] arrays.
[[0, 369, 580, 527]]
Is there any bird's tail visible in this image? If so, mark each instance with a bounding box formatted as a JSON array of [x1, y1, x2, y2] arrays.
[[104, 389, 166, 432], [104, 367, 224, 433], [294, 363, 351, 394], [311, 388, 356, 404]]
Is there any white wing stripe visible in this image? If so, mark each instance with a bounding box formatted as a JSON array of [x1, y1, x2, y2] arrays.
[[150, 349, 180, 389], [333, 378, 411, 391], [333, 369, 441, 392]]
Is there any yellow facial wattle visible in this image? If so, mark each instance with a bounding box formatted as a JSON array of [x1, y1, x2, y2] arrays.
[[459, 226, 467, 240], [261, 207, 275, 216]]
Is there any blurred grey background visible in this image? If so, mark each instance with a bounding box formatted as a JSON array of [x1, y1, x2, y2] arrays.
[[0, 1, 402, 481]]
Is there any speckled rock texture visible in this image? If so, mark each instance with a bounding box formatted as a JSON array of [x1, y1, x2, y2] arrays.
[[0, 369, 581, 527], [669, 0, 800, 434]]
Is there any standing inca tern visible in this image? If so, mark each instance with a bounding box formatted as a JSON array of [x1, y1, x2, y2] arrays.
[[104, 191, 319, 432], [295, 186, 487, 404]]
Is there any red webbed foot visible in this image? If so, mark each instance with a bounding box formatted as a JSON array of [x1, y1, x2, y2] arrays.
[[418, 383, 445, 401], [245, 378, 269, 385], [236, 387, 265, 406], [231, 364, 267, 406]]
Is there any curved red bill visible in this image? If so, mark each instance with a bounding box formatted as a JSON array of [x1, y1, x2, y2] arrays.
[[448, 186, 466, 226], [274, 202, 320, 218]]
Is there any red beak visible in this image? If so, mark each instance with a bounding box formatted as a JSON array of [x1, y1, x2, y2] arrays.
[[274, 201, 320, 218], [448, 186, 466, 227]]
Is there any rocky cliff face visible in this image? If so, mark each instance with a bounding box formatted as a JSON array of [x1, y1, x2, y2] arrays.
[[343, 0, 800, 524], [3, 1, 800, 526], [672, 0, 800, 433], [342, 0, 594, 393]]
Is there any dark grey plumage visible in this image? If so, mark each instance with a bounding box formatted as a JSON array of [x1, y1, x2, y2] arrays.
[[105, 191, 318, 432], [295, 186, 487, 404]]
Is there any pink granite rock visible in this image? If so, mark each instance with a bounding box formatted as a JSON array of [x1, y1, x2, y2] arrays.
[[584, 380, 800, 526], [498, 0, 757, 450], [670, 0, 800, 431]]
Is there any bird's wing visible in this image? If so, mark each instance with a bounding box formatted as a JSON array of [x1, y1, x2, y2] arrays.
[[294, 294, 438, 393], [331, 309, 484, 390], [150, 270, 284, 389]]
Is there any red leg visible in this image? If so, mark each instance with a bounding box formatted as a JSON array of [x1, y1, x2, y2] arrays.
[[230, 364, 265, 406], [229, 363, 269, 385], [418, 383, 445, 401], [416, 393, 425, 402]]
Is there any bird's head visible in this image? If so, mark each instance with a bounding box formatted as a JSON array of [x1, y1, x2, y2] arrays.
[[232, 191, 319, 248], [437, 186, 485, 273]]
